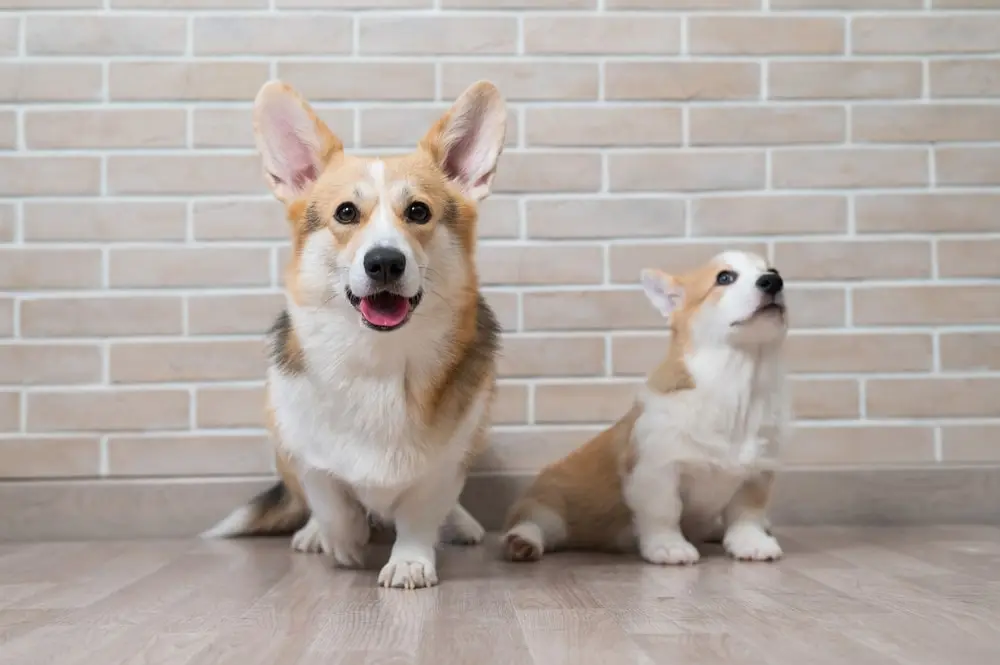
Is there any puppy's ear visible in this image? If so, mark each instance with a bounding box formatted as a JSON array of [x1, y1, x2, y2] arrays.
[[253, 80, 343, 204], [641, 269, 683, 319], [420, 80, 507, 202]]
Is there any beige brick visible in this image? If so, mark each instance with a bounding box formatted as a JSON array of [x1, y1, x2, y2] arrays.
[[606, 62, 759, 101], [195, 15, 352, 55], [193, 200, 285, 241], [856, 193, 1000, 234], [442, 62, 599, 101], [931, 59, 1000, 98], [774, 240, 931, 281], [493, 152, 601, 193], [110, 62, 269, 101], [535, 381, 639, 424], [775, 0, 921, 6], [793, 379, 859, 419], [0, 345, 102, 385], [360, 106, 516, 149], [283, 0, 429, 5], [0, 63, 102, 102], [938, 239, 1000, 279], [482, 291, 519, 331], [854, 286, 1000, 326], [192, 108, 255, 149], [936, 147, 1000, 186], [24, 202, 187, 243], [609, 241, 768, 284], [941, 426, 1000, 463], [110, 248, 271, 288], [855, 105, 1000, 143], [0, 204, 13, 243], [476, 428, 599, 474], [499, 335, 606, 378], [0, 157, 101, 197], [934, 0, 1000, 6], [940, 333, 1000, 372], [769, 61, 922, 100], [111, 341, 266, 384], [525, 106, 681, 147], [115, 0, 267, 6], [782, 426, 934, 466], [478, 197, 520, 239], [361, 16, 517, 55], [608, 0, 756, 6], [108, 155, 263, 196], [21, 297, 182, 338], [0, 438, 102, 479], [691, 106, 845, 146], [524, 15, 679, 54], [0, 392, 17, 431], [772, 149, 928, 189], [494, 383, 529, 425], [478, 245, 603, 286], [784, 287, 846, 329], [0, 249, 102, 290], [3, 0, 100, 6], [524, 290, 662, 331], [197, 386, 265, 429], [611, 334, 668, 376], [188, 293, 283, 335], [107, 435, 272, 477], [445, 0, 591, 6], [870, 378, 1000, 418], [609, 150, 766, 192], [27, 16, 185, 55], [0, 299, 12, 337], [853, 16, 1000, 54], [280, 62, 435, 101], [27, 390, 190, 432], [787, 333, 932, 374], [526, 198, 686, 239], [25, 110, 187, 150], [690, 17, 844, 55], [0, 111, 14, 150], [692, 195, 847, 236]]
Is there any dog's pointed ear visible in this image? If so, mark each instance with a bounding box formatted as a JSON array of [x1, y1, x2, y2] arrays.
[[253, 80, 343, 204], [641, 269, 683, 319], [421, 80, 507, 202]]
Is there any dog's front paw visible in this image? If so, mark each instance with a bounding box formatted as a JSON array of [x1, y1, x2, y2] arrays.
[[440, 506, 485, 546], [724, 524, 783, 562], [640, 532, 701, 566], [377, 556, 438, 590], [291, 518, 366, 567]]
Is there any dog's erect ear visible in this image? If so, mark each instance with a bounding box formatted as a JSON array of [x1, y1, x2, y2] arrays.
[[253, 80, 343, 204], [420, 80, 507, 202], [641, 269, 683, 319]]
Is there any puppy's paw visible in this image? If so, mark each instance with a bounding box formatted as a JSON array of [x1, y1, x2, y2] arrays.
[[440, 506, 485, 546], [724, 525, 783, 562], [291, 518, 324, 554], [503, 531, 543, 562], [378, 556, 438, 590], [291, 517, 366, 568], [640, 533, 701, 566]]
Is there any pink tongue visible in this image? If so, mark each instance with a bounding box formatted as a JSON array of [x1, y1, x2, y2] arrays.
[[360, 295, 410, 328]]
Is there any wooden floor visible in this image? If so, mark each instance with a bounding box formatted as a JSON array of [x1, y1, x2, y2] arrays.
[[1, 527, 999, 665]]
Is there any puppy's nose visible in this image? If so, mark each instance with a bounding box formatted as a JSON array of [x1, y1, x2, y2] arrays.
[[755, 273, 783, 296], [363, 247, 406, 285]]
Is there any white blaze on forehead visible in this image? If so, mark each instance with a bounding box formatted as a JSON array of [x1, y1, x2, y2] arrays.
[[365, 159, 401, 248]]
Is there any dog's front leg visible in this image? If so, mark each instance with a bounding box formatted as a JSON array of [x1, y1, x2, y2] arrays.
[[378, 465, 465, 589], [722, 469, 782, 562], [625, 461, 700, 565], [294, 468, 369, 568]]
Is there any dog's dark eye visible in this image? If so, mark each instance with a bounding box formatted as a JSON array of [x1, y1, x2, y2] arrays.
[[404, 202, 432, 224], [334, 202, 358, 224], [716, 270, 737, 286]]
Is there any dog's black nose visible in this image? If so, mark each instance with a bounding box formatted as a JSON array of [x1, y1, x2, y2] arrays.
[[756, 272, 783, 296], [363, 247, 406, 285]]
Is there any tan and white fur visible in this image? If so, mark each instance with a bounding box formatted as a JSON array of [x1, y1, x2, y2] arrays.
[[503, 250, 791, 565], [203, 79, 508, 590]]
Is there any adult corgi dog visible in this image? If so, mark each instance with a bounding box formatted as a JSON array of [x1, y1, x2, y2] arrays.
[[203, 79, 508, 589], [502, 250, 790, 565]]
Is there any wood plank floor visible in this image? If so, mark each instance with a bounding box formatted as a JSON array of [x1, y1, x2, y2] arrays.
[[1, 527, 999, 664]]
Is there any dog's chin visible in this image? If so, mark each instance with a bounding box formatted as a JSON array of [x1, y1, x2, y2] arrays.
[[732, 302, 786, 327], [346, 287, 423, 332]]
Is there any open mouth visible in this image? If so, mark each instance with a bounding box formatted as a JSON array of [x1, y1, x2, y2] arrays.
[[346, 288, 423, 332]]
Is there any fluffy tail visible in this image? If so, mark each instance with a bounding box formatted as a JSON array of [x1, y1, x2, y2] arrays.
[[201, 481, 309, 539]]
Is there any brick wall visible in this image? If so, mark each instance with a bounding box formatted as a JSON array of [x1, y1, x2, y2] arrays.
[[2, 0, 999, 485]]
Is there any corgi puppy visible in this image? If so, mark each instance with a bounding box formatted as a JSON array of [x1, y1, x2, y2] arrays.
[[203, 79, 509, 589], [503, 250, 790, 565]]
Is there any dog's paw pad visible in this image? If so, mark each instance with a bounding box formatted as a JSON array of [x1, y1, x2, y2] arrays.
[[504, 532, 543, 562]]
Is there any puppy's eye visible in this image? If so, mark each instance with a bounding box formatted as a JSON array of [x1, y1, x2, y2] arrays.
[[716, 270, 737, 286], [334, 202, 359, 224], [404, 202, 432, 224]]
